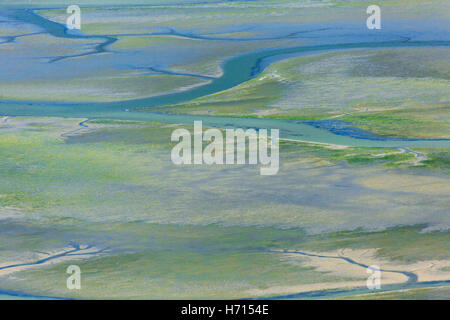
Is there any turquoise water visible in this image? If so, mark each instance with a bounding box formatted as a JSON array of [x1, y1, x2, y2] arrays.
[[1, 9, 449, 148]]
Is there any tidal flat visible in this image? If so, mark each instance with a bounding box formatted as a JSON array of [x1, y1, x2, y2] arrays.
[[0, 117, 449, 299], [0, 0, 449, 299]]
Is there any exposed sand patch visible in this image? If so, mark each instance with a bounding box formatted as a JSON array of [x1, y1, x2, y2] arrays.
[[280, 138, 349, 150], [0, 206, 24, 220], [358, 174, 450, 195], [248, 248, 450, 297], [247, 280, 369, 297], [0, 117, 90, 139]]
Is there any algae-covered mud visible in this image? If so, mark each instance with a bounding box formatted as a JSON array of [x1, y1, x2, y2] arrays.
[[0, 0, 449, 300]]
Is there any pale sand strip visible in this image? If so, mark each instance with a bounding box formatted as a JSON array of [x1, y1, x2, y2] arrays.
[[247, 248, 450, 297]]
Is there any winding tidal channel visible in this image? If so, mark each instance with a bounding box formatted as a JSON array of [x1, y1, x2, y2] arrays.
[[0, 8, 449, 148]]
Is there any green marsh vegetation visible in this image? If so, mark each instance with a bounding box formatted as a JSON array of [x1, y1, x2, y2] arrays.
[[0, 113, 448, 299], [158, 48, 449, 138], [1, 214, 448, 299]]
